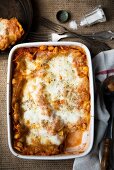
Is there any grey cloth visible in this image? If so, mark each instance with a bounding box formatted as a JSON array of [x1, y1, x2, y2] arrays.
[[73, 50, 114, 170]]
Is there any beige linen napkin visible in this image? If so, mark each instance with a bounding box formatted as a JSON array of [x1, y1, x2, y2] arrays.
[[73, 50, 114, 170]]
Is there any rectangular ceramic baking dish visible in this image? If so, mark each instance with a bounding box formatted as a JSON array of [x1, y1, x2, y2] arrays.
[[7, 41, 94, 160]]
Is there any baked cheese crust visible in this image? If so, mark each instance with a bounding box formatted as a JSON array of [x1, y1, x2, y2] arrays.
[[0, 18, 24, 50], [12, 45, 90, 155]]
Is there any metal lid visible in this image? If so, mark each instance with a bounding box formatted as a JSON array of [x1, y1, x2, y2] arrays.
[[56, 10, 70, 23]]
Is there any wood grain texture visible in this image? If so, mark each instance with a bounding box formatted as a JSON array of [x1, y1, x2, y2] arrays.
[[101, 138, 112, 170]]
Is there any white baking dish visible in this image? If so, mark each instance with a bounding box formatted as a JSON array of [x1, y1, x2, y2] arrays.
[[7, 42, 94, 160]]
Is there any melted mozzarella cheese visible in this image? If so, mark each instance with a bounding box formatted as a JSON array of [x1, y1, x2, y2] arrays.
[[22, 77, 43, 103], [45, 56, 82, 101], [22, 76, 64, 146], [55, 108, 81, 124], [23, 107, 51, 124], [26, 127, 63, 145], [22, 53, 85, 146], [45, 76, 65, 100], [44, 55, 83, 124], [47, 56, 77, 83], [25, 59, 37, 74], [39, 128, 63, 145], [0, 22, 7, 35]]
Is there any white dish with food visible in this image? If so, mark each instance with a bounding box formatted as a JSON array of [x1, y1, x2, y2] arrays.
[[7, 41, 94, 160]]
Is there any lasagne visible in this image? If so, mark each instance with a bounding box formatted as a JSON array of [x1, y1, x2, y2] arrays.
[[12, 45, 90, 155], [0, 18, 24, 50]]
